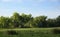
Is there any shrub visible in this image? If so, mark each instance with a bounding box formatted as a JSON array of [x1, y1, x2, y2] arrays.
[[53, 28, 60, 34], [7, 30, 18, 35]]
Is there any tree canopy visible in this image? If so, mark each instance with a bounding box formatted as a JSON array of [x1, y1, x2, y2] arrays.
[[0, 12, 60, 28]]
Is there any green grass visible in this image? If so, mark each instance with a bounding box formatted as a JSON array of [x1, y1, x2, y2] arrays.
[[0, 28, 60, 37]]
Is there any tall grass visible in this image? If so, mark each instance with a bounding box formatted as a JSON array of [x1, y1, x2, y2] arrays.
[[0, 28, 60, 37]]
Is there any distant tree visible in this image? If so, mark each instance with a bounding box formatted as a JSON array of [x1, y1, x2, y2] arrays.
[[21, 13, 33, 28], [56, 16, 60, 27], [47, 19, 56, 27], [10, 12, 21, 28], [34, 16, 47, 27], [0, 16, 10, 28], [0, 12, 60, 28], [24, 17, 34, 28]]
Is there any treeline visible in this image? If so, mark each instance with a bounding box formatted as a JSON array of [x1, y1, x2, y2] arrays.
[[0, 12, 60, 28]]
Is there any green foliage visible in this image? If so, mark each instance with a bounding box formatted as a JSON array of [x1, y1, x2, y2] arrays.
[[34, 16, 47, 27], [52, 28, 60, 34], [0, 12, 60, 28], [56, 16, 60, 27], [0, 16, 10, 28], [0, 28, 60, 37], [7, 30, 18, 35], [47, 19, 57, 27]]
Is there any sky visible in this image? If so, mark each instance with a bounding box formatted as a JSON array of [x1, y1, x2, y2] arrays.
[[0, 0, 60, 18]]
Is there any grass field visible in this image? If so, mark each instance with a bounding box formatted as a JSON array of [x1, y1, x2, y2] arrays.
[[0, 28, 60, 37]]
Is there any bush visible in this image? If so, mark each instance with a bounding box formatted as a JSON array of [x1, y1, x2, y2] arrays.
[[53, 28, 60, 34], [7, 30, 18, 35]]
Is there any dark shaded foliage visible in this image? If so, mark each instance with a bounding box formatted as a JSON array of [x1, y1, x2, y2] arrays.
[[53, 28, 60, 34], [7, 30, 18, 35], [0, 12, 60, 28]]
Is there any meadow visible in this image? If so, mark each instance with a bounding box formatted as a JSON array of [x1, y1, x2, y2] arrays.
[[0, 28, 60, 37]]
